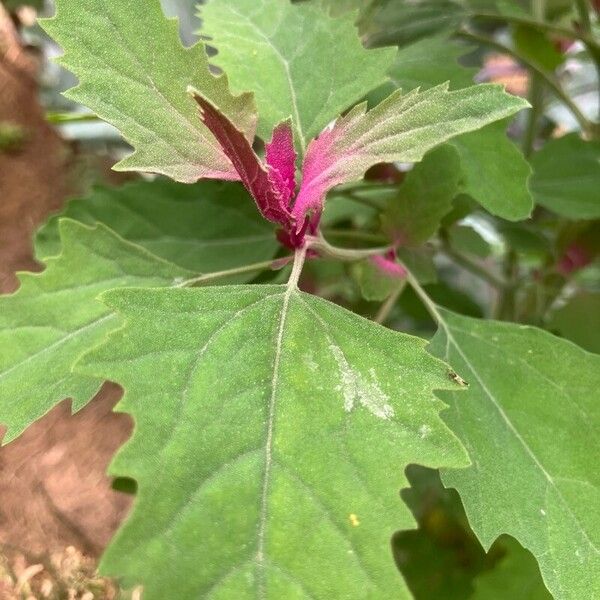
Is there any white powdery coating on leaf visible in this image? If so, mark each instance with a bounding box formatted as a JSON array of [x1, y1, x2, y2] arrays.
[[329, 345, 394, 420]]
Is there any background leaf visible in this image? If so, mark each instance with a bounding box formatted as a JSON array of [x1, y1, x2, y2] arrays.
[[77, 283, 469, 598], [530, 134, 600, 219], [41, 0, 257, 182], [383, 145, 462, 245], [0, 220, 189, 444], [428, 309, 600, 599], [36, 180, 278, 274], [201, 0, 396, 153]]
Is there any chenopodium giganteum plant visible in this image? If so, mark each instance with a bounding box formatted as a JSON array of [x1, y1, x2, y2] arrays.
[[2, 0, 599, 598]]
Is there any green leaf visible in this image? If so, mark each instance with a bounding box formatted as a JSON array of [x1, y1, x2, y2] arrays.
[[513, 25, 564, 72], [447, 121, 533, 221], [395, 466, 489, 600], [428, 309, 600, 599], [0, 220, 189, 444], [447, 225, 492, 259], [383, 145, 462, 246], [470, 536, 552, 600], [318, 0, 368, 17], [41, 0, 257, 182], [36, 180, 277, 274], [388, 34, 477, 92], [77, 279, 469, 598], [352, 260, 404, 302], [530, 134, 600, 219], [359, 0, 467, 48], [387, 36, 533, 221], [548, 291, 600, 354], [201, 0, 395, 153]]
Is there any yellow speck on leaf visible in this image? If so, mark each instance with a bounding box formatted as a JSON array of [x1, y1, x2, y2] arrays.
[[349, 513, 360, 527]]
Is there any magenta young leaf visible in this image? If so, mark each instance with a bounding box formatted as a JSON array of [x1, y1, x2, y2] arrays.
[[292, 83, 528, 225], [265, 121, 297, 205], [191, 89, 292, 226]]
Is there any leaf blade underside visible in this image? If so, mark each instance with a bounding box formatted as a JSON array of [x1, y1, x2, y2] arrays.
[[77, 285, 469, 599]]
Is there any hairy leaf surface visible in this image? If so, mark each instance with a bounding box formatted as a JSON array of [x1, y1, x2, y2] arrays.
[[292, 83, 528, 221], [78, 283, 469, 598], [429, 309, 600, 599], [0, 221, 189, 444], [36, 180, 277, 273], [388, 37, 532, 221], [201, 0, 395, 153], [41, 0, 257, 182]]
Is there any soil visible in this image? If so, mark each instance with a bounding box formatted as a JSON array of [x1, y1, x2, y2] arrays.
[[0, 7, 133, 567]]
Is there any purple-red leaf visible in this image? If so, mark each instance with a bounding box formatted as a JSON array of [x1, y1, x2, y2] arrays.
[[292, 84, 529, 227], [266, 120, 297, 206], [191, 89, 291, 226]]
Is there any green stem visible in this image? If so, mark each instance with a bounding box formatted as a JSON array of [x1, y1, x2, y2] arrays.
[[307, 234, 392, 261], [441, 242, 508, 289], [46, 112, 101, 124], [375, 281, 406, 324], [403, 268, 445, 326], [523, 73, 544, 157], [494, 250, 519, 320], [176, 258, 285, 288], [457, 29, 594, 135], [470, 11, 600, 52], [574, 0, 600, 121]]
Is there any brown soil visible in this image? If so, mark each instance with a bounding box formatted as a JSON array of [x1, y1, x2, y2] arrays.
[[0, 7, 133, 566]]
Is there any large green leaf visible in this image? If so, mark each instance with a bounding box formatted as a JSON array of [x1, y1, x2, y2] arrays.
[[36, 180, 277, 273], [427, 309, 600, 599], [383, 145, 462, 246], [530, 134, 600, 219], [201, 0, 395, 153], [77, 275, 469, 598], [0, 220, 189, 444], [41, 0, 256, 182]]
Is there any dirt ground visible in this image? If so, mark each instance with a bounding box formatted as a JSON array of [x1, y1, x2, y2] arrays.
[[0, 6, 133, 571]]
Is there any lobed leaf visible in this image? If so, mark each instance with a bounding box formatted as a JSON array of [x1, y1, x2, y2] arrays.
[[429, 309, 600, 599], [292, 83, 528, 222], [77, 281, 469, 598], [0, 220, 189, 444], [35, 179, 277, 274], [201, 0, 396, 154], [41, 0, 257, 182]]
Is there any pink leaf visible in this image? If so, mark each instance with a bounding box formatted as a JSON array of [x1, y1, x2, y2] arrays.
[[266, 120, 297, 206], [292, 83, 528, 228], [191, 90, 292, 226]]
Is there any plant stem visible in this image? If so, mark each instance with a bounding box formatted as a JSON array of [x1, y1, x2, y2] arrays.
[[470, 11, 600, 52], [288, 245, 308, 289], [574, 0, 600, 121], [494, 250, 519, 320], [306, 234, 392, 261], [441, 241, 508, 289], [457, 29, 594, 135], [46, 112, 101, 124], [403, 267, 445, 326], [176, 258, 285, 287], [375, 281, 406, 324]]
